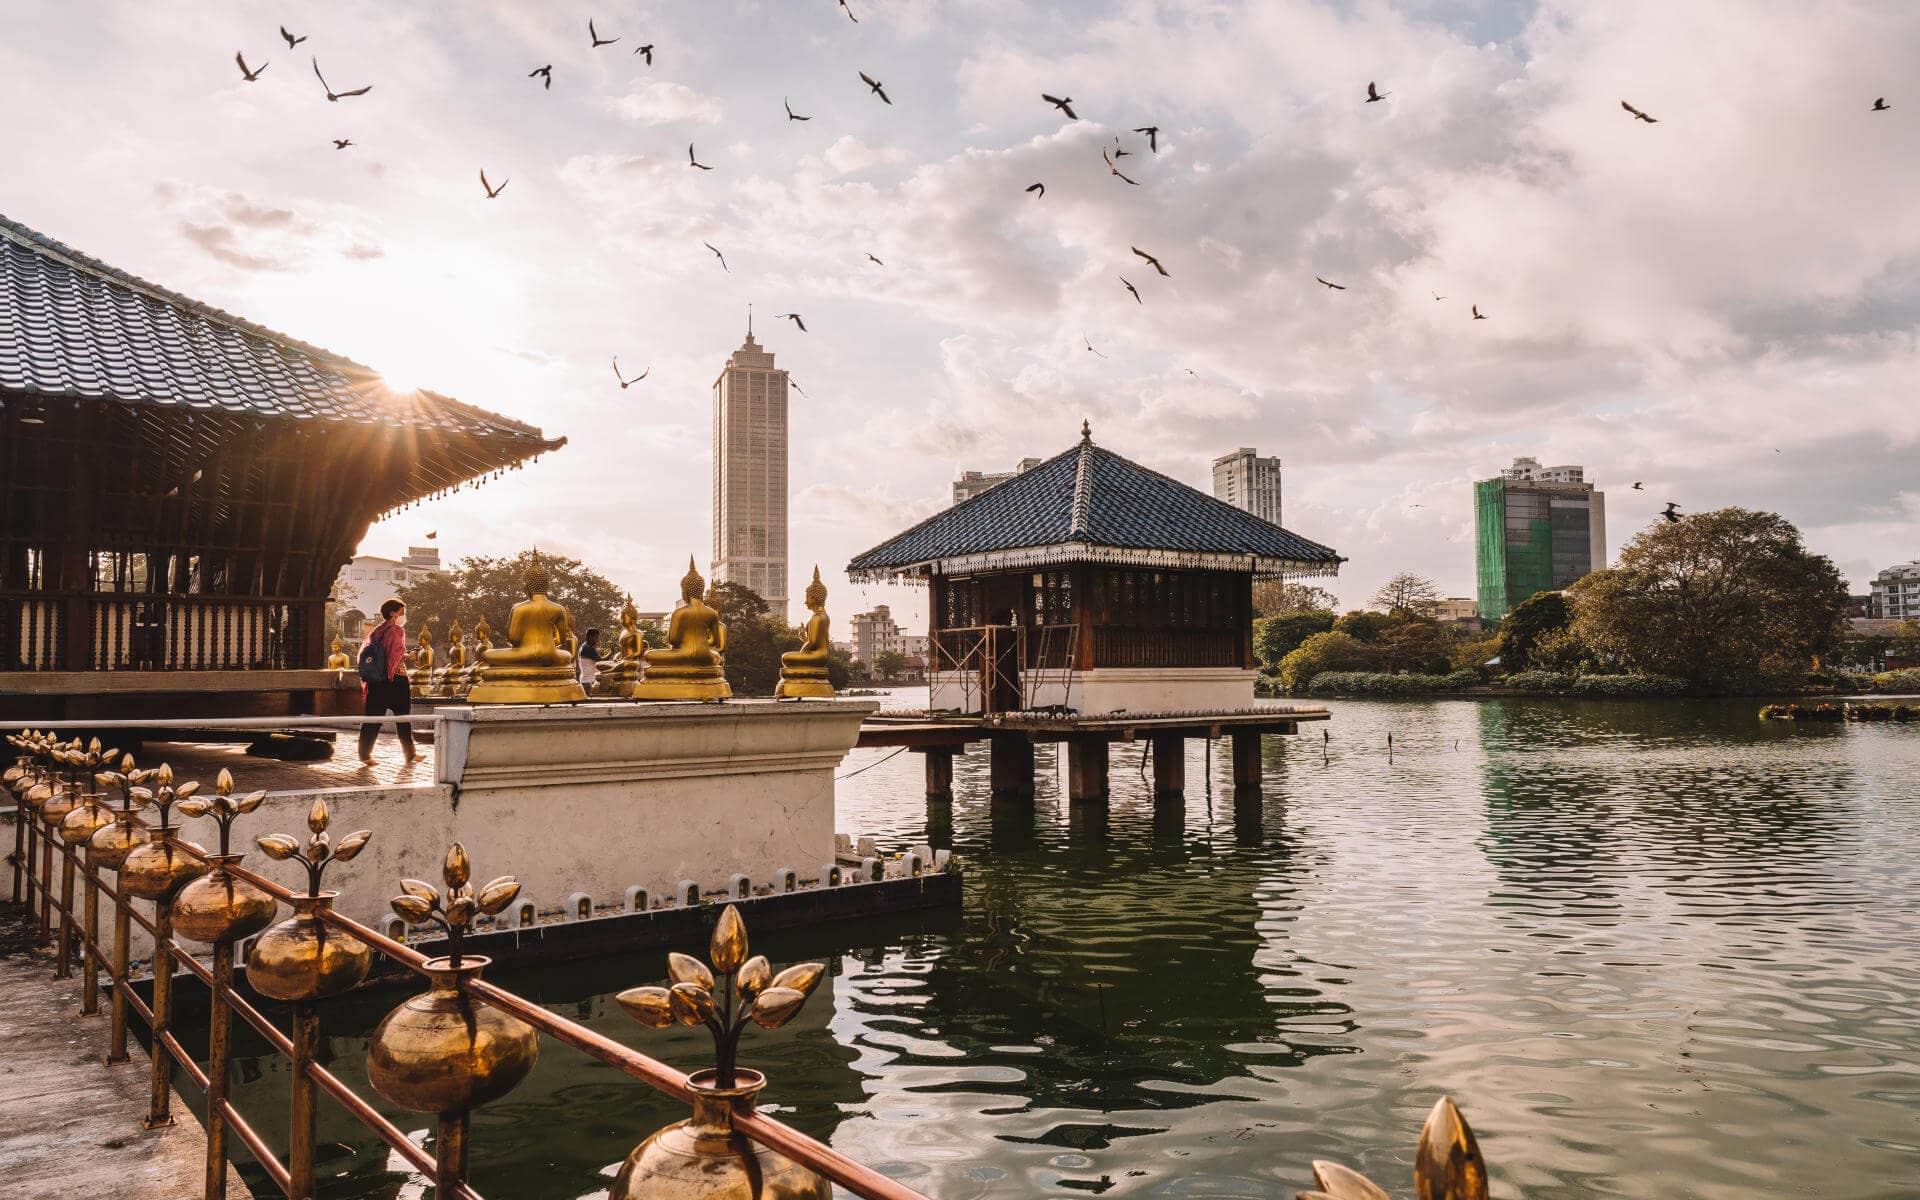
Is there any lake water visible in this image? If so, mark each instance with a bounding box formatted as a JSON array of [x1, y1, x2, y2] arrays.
[[210, 695, 1920, 1199]]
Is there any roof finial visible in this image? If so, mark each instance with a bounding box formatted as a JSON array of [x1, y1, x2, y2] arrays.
[[747, 302, 753, 338], [1080, 419, 1092, 444]]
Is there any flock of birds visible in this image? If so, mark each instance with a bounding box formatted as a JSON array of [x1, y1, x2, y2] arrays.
[[226, 11, 1897, 528]]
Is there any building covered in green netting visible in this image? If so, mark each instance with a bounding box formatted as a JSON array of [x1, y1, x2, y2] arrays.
[[1474, 457, 1607, 621]]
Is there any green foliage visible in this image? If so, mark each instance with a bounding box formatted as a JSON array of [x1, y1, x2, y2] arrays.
[[704, 581, 771, 626], [1528, 627, 1595, 673], [724, 614, 801, 697], [1332, 610, 1393, 642], [1872, 668, 1920, 693], [1502, 670, 1574, 692], [873, 649, 908, 682], [1254, 610, 1336, 670], [1305, 671, 1455, 696], [1276, 630, 1376, 692], [1251, 580, 1340, 617], [827, 647, 855, 691], [1568, 508, 1850, 691], [1566, 674, 1690, 697], [1895, 620, 1920, 662], [1497, 591, 1570, 670], [1370, 572, 1443, 619], [397, 550, 625, 649], [1450, 634, 1503, 675], [1373, 619, 1453, 674], [1444, 669, 1482, 689]]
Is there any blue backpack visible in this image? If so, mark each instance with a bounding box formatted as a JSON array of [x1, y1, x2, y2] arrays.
[[357, 637, 385, 684]]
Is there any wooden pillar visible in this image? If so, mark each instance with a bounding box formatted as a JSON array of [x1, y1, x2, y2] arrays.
[[1066, 739, 1108, 805], [921, 747, 954, 803], [1150, 734, 1185, 802], [989, 733, 1034, 799], [1231, 732, 1262, 795]]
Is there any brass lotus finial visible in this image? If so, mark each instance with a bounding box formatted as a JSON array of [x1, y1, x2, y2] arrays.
[[142, 763, 202, 836], [1298, 1097, 1488, 1200], [616, 906, 824, 1088], [175, 767, 268, 857], [388, 843, 520, 969], [95, 753, 158, 816], [256, 797, 372, 896]]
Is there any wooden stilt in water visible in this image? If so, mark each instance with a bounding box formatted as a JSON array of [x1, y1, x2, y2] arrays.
[[989, 733, 1034, 800], [1231, 731, 1262, 798], [1067, 739, 1109, 806], [1150, 734, 1185, 803], [921, 747, 954, 803]]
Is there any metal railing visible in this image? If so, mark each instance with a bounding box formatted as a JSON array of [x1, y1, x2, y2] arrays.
[[4, 735, 929, 1200]]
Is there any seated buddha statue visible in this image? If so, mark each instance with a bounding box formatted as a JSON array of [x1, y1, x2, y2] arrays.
[[776, 566, 836, 698], [630, 558, 731, 700], [411, 627, 435, 696], [467, 554, 588, 704], [604, 594, 645, 695], [465, 616, 495, 693], [443, 619, 467, 694], [325, 634, 352, 670]]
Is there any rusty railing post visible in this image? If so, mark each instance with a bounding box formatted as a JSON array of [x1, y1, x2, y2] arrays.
[[144, 895, 177, 1129], [107, 872, 132, 1062], [205, 942, 235, 1199], [80, 849, 101, 1015], [436, 1112, 470, 1197], [38, 805, 55, 940], [9, 796, 23, 904], [289, 1001, 319, 1199], [55, 841, 76, 978]]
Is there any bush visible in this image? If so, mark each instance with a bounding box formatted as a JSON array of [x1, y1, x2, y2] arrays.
[[1567, 673, 1689, 698], [1254, 610, 1336, 671], [1502, 670, 1573, 692], [1872, 669, 1920, 694], [1444, 669, 1482, 689], [1305, 671, 1454, 696], [1449, 635, 1502, 675], [1276, 631, 1377, 692]]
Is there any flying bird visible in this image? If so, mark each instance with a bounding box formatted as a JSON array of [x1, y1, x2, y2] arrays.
[[1471, 304, 1487, 320], [1366, 81, 1389, 103], [635, 43, 654, 64], [312, 58, 371, 101], [1121, 277, 1141, 304], [1134, 125, 1159, 152], [789, 376, 811, 397], [1621, 100, 1657, 123], [840, 0, 859, 21], [785, 97, 811, 121], [479, 169, 507, 198], [1042, 93, 1077, 119], [1103, 148, 1139, 185], [703, 241, 729, 272], [859, 71, 891, 105], [588, 18, 619, 47], [1110, 139, 1131, 159], [332, 138, 352, 150], [612, 357, 649, 388], [776, 312, 808, 333], [1130, 246, 1169, 277], [866, 253, 884, 266], [1084, 335, 1107, 358], [425, 531, 437, 539], [1025, 182, 1045, 198], [1662, 502, 1682, 523], [1315, 276, 1346, 290], [1632, 481, 1644, 490], [234, 52, 268, 82], [529, 64, 552, 89], [1873, 97, 1890, 111], [1432, 291, 1446, 301], [279, 25, 306, 49], [688, 143, 712, 170]]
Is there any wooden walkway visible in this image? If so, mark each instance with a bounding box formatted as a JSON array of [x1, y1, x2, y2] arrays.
[[0, 909, 252, 1200]]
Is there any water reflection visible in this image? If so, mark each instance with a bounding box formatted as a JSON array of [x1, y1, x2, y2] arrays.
[[206, 697, 1920, 1199]]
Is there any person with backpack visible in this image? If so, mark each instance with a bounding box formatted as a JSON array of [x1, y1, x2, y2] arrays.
[[358, 598, 419, 764]]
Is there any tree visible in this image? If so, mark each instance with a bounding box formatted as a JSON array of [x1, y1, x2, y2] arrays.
[[873, 650, 907, 683], [1252, 580, 1340, 617], [1276, 631, 1378, 692], [1373, 620, 1452, 674], [827, 646, 855, 690], [397, 550, 625, 650], [1370, 572, 1442, 619], [1528, 627, 1595, 673], [1449, 634, 1503, 674], [1567, 508, 1850, 690], [1894, 619, 1920, 665], [695, 581, 794, 697], [1332, 610, 1393, 642], [1497, 591, 1570, 670], [704, 581, 771, 626], [1254, 610, 1337, 671]]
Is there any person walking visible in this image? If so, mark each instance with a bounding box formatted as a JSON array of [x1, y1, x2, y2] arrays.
[[576, 626, 603, 691], [358, 598, 419, 764]]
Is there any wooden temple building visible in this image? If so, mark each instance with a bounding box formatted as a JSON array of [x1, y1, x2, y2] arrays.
[[0, 214, 562, 720], [848, 422, 1343, 717]]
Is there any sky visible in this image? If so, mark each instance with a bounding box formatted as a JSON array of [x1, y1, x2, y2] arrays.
[[5, 0, 1917, 628]]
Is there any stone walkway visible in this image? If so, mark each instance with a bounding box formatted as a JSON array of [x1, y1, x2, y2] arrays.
[[132, 729, 435, 795], [0, 907, 253, 1199]]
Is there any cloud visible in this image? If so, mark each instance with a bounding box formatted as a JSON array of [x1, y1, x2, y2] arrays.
[[177, 222, 290, 272], [821, 136, 909, 175], [157, 184, 384, 274], [603, 81, 723, 125]]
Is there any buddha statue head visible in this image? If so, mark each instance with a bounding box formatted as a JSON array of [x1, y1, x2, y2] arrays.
[[525, 553, 552, 598], [805, 567, 828, 612], [330, 635, 344, 655], [680, 558, 705, 604], [621, 594, 639, 629]]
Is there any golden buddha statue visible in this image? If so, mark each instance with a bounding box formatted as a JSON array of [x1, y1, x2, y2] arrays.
[[466, 615, 494, 694], [776, 567, 836, 698], [603, 594, 645, 695], [444, 619, 467, 695], [325, 634, 352, 670], [467, 554, 588, 704], [630, 559, 730, 701], [411, 626, 435, 696]]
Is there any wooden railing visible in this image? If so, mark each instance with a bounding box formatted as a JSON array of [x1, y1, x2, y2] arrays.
[[0, 592, 311, 671], [1091, 627, 1243, 669]]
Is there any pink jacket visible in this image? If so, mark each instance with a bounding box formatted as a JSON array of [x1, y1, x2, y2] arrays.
[[367, 621, 408, 682]]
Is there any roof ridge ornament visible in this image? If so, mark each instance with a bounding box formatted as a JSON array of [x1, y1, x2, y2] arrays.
[[1080, 419, 1092, 443]]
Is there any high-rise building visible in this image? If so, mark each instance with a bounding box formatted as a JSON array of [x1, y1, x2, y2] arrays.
[[711, 322, 789, 619], [1212, 447, 1283, 526], [1870, 561, 1920, 619], [952, 458, 1043, 506], [849, 604, 905, 664], [1474, 456, 1607, 621]]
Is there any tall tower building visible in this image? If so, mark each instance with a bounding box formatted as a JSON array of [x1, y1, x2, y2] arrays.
[[1211, 448, 1283, 526], [711, 320, 788, 619], [1474, 456, 1607, 621]]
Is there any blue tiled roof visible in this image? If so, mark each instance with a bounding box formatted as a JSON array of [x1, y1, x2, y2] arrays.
[[848, 434, 1343, 578], [0, 213, 559, 448]]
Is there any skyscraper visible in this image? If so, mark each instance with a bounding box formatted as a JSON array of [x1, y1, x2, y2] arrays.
[[1474, 456, 1607, 621], [711, 321, 788, 619], [1212, 447, 1283, 525]]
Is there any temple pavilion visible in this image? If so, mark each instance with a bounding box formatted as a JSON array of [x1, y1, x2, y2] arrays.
[[847, 423, 1343, 715], [0, 214, 562, 720]]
